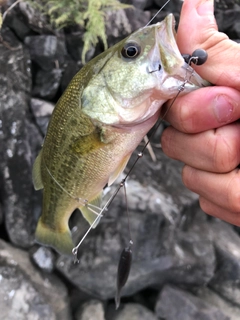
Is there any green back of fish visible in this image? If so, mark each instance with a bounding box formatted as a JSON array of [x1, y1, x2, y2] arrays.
[[33, 42, 128, 254]]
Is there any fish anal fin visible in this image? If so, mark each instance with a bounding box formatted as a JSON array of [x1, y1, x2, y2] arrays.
[[108, 154, 131, 186], [35, 217, 74, 256], [32, 150, 44, 190], [80, 193, 102, 228]]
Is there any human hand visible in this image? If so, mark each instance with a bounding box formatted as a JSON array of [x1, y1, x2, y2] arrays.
[[161, 0, 240, 225]]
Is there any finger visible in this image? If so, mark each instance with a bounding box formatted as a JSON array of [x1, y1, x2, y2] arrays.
[[199, 197, 240, 226], [162, 86, 240, 133], [177, 0, 240, 90], [177, 0, 218, 51], [161, 123, 240, 172], [182, 166, 240, 213]]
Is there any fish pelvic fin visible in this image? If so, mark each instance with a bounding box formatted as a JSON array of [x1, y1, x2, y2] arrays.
[[80, 193, 102, 228], [35, 218, 74, 255], [32, 149, 44, 190]]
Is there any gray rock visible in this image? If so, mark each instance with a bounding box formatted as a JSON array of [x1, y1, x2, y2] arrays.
[[105, 8, 151, 47], [30, 98, 55, 118], [0, 28, 42, 249], [30, 98, 54, 135], [24, 35, 67, 70], [208, 220, 240, 306], [215, 8, 240, 35], [56, 151, 215, 300], [154, 0, 183, 13], [75, 300, 105, 320], [125, 7, 151, 32], [0, 239, 71, 320], [106, 303, 157, 320], [61, 60, 80, 92], [19, 1, 53, 34], [65, 30, 95, 63], [33, 68, 62, 100], [215, 0, 237, 10], [0, 201, 3, 226], [4, 3, 32, 40], [196, 287, 240, 320], [132, 0, 153, 10], [30, 246, 55, 273], [155, 285, 229, 320]]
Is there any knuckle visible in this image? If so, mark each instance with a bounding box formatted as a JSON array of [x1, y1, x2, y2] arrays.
[[179, 104, 194, 133], [228, 192, 240, 212], [199, 197, 209, 214], [227, 172, 240, 212], [161, 128, 174, 157], [212, 134, 238, 173], [182, 165, 194, 190], [232, 214, 240, 227]]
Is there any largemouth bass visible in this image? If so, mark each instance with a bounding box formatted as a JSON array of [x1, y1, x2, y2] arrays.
[[32, 14, 209, 255]]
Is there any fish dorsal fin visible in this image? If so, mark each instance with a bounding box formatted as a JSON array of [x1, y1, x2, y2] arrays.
[[108, 154, 131, 186], [80, 193, 102, 228], [32, 149, 44, 190]]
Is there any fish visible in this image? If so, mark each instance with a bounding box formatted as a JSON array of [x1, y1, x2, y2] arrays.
[[32, 13, 209, 255]]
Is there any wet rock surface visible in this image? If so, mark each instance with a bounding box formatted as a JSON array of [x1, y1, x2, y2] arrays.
[[0, 239, 71, 320], [1, 1, 240, 319], [155, 285, 230, 320], [0, 27, 41, 249], [75, 300, 105, 320], [107, 303, 158, 320]]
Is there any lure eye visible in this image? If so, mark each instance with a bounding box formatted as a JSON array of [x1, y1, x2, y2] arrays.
[[121, 42, 141, 59]]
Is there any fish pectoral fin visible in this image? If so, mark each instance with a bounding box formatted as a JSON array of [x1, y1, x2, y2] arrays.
[[71, 129, 105, 156], [80, 193, 102, 228], [108, 154, 131, 186], [35, 217, 74, 255], [32, 149, 44, 190]]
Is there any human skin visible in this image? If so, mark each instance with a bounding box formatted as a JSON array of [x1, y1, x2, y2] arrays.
[[161, 0, 240, 225]]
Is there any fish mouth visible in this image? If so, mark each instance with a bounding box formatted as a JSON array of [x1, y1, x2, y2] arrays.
[[149, 14, 210, 92]]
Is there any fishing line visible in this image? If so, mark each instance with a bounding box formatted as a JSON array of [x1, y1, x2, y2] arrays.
[[43, 50, 206, 264], [72, 68, 194, 261], [41, 0, 208, 261], [43, 61, 206, 263], [145, 0, 171, 26], [72, 48, 206, 254], [43, 156, 105, 215], [123, 182, 132, 243], [43, 157, 85, 205]]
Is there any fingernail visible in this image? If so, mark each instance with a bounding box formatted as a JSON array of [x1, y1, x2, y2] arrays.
[[213, 95, 234, 123], [197, 0, 213, 16]]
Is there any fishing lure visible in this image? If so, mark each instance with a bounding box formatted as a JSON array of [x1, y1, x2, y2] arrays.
[[112, 47, 208, 309]]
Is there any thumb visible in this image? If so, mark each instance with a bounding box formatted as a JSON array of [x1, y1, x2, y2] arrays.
[[177, 0, 240, 90]]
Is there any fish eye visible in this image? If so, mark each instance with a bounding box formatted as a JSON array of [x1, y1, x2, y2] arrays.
[[121, 42, 141, 59]]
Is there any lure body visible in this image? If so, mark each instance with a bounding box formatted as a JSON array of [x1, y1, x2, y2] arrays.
[[32, 14, 209, 255], [115, 245, 133, 309]]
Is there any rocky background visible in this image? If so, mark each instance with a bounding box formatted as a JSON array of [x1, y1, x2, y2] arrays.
[[1, 0, 240, 319]]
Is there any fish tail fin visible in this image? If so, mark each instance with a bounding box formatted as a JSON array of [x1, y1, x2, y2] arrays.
[[35, 218, 74, 256]]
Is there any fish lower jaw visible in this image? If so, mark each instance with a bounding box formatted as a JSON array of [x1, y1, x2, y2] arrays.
[[113, 109, 161, 134], [115, 97, 165, 127]]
